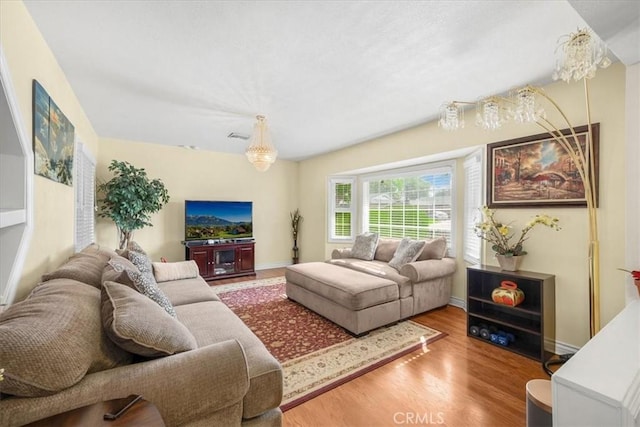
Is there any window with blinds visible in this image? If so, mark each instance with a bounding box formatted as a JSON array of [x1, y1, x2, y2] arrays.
[[74, 142, 96, 251], [362, 162, 455, 251], [328, 177, 355, 242], [463, 149, 483, 264]]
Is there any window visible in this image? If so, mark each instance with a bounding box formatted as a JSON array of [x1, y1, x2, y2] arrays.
[[361, 162, 455, 251], [463, 149, 483, 263], [328, 177, 355, 242], [74, 141, 96, 251]]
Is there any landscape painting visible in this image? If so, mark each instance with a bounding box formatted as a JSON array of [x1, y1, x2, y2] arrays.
[[33, 80, 74, 186], [487, 124, 599, 208]]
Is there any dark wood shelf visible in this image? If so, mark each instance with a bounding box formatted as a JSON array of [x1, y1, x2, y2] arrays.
[[467, 265, 555, 362]]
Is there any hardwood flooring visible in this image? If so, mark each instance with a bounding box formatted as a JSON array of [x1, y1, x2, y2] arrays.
[[27, 268, 550, 426]]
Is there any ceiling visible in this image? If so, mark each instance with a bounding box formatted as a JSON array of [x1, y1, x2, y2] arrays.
[[23, 1, 640, 161]]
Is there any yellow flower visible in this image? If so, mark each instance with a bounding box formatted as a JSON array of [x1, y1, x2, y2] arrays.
[[498, 225, 510, 236]]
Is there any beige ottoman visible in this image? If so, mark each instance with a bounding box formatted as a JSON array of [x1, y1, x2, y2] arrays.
[[285, 262, 401, 335]]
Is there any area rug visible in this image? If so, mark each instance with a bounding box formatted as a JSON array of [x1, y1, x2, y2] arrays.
[[214, 276, 445, 410]]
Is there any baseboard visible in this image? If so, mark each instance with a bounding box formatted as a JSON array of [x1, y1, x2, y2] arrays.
[[545, 337, 580, 355], [449, 296, 466, 310], [256, 261, 291, 271]]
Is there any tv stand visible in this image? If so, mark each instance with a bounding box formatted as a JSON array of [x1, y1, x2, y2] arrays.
[[185, 241, 255, 281]]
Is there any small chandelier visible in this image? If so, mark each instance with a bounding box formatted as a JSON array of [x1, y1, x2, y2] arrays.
[[245, 115, 278, 172], [438, 102, 465, 131], [552, 28, 611, 82], [511, 86, 546, 123], [475, 97, 507, 131]]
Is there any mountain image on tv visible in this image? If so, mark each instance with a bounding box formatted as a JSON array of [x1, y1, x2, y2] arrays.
[[185, 201, 253, 241]]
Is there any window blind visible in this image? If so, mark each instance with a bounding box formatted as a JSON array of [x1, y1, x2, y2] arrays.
[[463, 150, 483, 264]]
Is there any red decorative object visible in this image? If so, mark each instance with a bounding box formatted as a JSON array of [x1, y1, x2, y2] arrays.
[[492, 280, 525, 307]]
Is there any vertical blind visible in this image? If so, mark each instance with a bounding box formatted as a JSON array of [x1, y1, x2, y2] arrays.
[[74, 142, 96, 251]]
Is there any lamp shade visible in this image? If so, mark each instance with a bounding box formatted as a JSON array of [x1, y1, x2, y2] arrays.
[[245, 115, 277, 172]]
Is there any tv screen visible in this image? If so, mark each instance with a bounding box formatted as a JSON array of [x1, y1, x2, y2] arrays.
[[185, 200, 253, 241]]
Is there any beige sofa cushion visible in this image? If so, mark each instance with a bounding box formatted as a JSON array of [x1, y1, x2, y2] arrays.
[[153, 260, 199, 283], [175, 301, 283, 419], [80, 243, 119, 263], [416, 237, 448, 261], [101, 281, 197, 357], [374, 238, 401, 262], [0, 279, 132, 397], [158, 277, 221, 306], [327, 258, 413, 298], [41, 253, 107, 288]]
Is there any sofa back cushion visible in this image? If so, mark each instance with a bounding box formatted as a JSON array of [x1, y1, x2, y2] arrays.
[[374, 238, 401, 262], [0, 279, 132, 397], [101, 281, 197, 357], [416, 237, 448, 261], [41, 253, 108, 288]]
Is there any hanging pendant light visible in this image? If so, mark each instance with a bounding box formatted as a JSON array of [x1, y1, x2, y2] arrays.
[[245, 115, 277, 172]]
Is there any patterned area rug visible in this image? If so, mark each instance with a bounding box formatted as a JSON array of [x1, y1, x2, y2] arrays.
[[214, 277, 444, 410]]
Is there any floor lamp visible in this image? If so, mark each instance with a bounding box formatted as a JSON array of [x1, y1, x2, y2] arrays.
[[439, 28, 610, 337]]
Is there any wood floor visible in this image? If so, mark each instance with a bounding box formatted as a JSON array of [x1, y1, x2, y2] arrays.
[[29, 268, 551, 426]]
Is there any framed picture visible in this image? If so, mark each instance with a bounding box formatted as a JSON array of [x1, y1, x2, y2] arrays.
[[487, 123, 599, 208], [32, 80, 74, 186]]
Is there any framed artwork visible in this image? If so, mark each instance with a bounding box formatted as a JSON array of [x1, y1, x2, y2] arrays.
[[32, 80, 74, 186], [487, 123, 599, 208]]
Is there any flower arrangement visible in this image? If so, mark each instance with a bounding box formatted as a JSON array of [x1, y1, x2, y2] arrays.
[[475, 206, 561, 256]]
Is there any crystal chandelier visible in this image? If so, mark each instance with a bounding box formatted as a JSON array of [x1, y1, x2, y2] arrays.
[[439, 27, 611, 337], [475, 97, 507, 130], [245, 115, 278, 172], [552, 28, 611, 82]]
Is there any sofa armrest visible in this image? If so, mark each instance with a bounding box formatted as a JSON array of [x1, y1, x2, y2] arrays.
[[0, 339, 250, 427], [331, 248, 353, 259], [399, 257, 457, 283]]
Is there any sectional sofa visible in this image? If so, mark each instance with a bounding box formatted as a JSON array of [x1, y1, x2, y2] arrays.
[[0, 243, 283, 427]]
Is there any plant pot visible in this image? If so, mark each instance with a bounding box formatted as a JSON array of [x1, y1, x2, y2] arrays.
[[495, 254, 523, 271]]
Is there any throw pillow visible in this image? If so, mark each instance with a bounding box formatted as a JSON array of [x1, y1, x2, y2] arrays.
[[351, 232, 379, 261], [152, 260, 199, 283], [101, 255, 139, 287], [127, 240, 147, 255], [128, 250, 153, 274], [101, 281, 197, 357], [388, 238, 426, 270], [374, 238, 401, 262], [126, 269, 177, 317], [416, 237, 448, 261], [0, 279, 132, 397]]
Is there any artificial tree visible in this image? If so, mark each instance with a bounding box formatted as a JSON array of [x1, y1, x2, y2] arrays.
[[97, 160, 170, 249]]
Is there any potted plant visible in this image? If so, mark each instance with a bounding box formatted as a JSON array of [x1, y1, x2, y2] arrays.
[[98, 160, 170, 249], [475, 206, 560, 271]]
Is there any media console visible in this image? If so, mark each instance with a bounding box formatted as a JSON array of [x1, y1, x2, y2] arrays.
[[185, 240, 255, 280]]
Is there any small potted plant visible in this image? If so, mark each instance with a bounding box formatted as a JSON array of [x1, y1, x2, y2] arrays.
[[475, 206, 561, 271]]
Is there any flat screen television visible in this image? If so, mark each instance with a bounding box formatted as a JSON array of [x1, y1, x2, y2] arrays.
[[185, 200, 253, 241]]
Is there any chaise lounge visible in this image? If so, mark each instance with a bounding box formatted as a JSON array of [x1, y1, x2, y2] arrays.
[[285, 236, 456, 335]]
